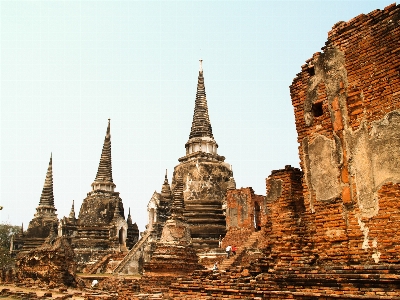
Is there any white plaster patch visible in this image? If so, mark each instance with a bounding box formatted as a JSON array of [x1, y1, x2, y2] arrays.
[[371, 238, 380, 263], [372, 251, 381, 263], [357, 217, 370, 250]]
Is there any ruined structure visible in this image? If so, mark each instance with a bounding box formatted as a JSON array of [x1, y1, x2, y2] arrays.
[[291, 3, 400, 265], [15, 237, 77, 287], [113, 172, 173, 275], [222, 188, 265, 248], [144, 175, 202, 276], [59, 120, 139, 271], [11, 154, 59, 255], [8, 6, 400, 298], [172, 60, 234, 249], [166, 4, 400, 299], [113, 61, 233, 275], [146, 171, 173, 239], [139, 175, 204, 293]]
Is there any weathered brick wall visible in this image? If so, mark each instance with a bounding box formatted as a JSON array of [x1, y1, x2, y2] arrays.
[[137, 4, 400, 299], [226, 188, 265, 230], [290, 3, 400, 265], [223, 188, 264, 248], [264, 166, 309, 267]]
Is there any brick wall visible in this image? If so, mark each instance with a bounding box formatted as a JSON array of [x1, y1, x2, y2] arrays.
[[264, 166, 310, 267], [223, 188, 264, 248], [290, 3, 400, 265]]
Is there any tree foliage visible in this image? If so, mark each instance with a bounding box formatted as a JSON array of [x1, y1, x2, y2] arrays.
[[0, 223, 21, 268]]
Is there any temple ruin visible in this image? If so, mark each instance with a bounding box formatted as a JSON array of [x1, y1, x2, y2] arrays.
[[113, 61, 234, 275], [59, 119, 139, 272], [5, 3, 400, 299], [172, 60, 234, 249], [167, 3, 400, 299], [12, 120, 140, 273]]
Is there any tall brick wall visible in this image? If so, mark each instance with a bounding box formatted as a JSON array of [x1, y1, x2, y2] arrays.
[[151, 4, 400, 299], [290, 3, 400, 265], [264, 166, 309, 267]]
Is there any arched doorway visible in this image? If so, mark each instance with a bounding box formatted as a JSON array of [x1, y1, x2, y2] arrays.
[[118, 227, 124, 244], [118, 226, 127, 251], [254, 202, 261, 231]]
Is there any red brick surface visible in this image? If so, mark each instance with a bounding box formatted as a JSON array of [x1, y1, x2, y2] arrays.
[[167, 4, 400, 299]]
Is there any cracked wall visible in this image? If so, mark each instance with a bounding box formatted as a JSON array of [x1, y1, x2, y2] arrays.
[[290, 4, 400, 264]]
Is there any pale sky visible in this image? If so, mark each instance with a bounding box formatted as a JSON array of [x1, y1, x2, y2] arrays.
[[1, 1, 392, 231]]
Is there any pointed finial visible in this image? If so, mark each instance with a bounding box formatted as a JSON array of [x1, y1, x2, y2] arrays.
[[106, 119, 111, 138], [127, 207, 132, 224], [69, 200, 75, 219], [199, 59, 203, 72], [92, 119, 115, 190], [164, 169, 168, 184], [38, 153, 56, 209]]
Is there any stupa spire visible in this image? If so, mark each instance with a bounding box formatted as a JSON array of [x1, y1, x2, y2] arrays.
[[161, 169, 172, 198], [35, 153, 57, 218], [127, 207, 132, 224], [188, 60, 213, 139], [69, 200, 75, 219], [92, 119, 116, 192], [184, 61, 218, 157], [38, 153, 55, 208]]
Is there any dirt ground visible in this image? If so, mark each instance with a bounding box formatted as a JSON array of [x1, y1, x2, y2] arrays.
[[0, 283, 97, 299]]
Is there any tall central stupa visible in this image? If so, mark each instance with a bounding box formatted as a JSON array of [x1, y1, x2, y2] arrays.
[[171, 60, 235, 249]]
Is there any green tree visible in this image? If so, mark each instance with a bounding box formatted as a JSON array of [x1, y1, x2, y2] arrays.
[[0, 223, 21, 268]]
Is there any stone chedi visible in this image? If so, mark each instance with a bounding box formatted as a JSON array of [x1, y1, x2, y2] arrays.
[[146, 170, 173, 238], [144, 175, 203, 276], [172, 60, 235, 249], [11, 154, 59, 255], [59, 120, 139, 271]]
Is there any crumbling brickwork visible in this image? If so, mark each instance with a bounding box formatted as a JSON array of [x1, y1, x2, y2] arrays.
[[222, 188, 264, 249], [155, 4, 400, 299], [262, 166, 310, 267], [15, 237, 77, 287], [7, 5, 400, 299], [290, 3, 400, 265]]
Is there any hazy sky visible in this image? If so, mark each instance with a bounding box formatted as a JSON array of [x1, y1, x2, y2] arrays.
[[1, 1, 392, 231]]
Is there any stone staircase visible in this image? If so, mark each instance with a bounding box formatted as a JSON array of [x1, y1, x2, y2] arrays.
[[112, 230, 151, 274], [85, 251, 128, 274], [219, 231, 262, 270]]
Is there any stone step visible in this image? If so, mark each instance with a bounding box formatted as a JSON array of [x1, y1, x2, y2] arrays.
[[185, 199, 223, 205], [183, 209, 225, 218], [186, 219, 226, 225], [219, 231, 263, 270]]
